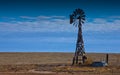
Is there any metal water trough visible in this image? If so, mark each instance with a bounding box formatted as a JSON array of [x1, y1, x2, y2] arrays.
[[91, 61, 108, 67]]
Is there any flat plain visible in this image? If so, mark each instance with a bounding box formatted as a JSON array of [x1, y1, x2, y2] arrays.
[[0, 52, 119, 75]]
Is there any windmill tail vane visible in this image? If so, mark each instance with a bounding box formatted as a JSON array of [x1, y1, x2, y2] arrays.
[[70, 15, 74, 24]]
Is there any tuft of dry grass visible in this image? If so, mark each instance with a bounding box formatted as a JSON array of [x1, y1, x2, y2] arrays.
[[84, 57, 93, 65]]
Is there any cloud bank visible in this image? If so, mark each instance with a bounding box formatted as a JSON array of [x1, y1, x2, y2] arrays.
[[0, 16, 120, 32]]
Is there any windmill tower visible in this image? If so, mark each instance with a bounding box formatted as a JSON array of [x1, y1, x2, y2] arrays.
[[70, 8, 87, 65]]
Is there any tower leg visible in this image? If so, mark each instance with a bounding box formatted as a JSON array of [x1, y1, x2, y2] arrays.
[[76, 56, 78, 64], [82, 55, 87, 64]]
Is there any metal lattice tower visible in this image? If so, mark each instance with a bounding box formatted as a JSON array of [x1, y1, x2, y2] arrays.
[[70, 8, 87, 65]]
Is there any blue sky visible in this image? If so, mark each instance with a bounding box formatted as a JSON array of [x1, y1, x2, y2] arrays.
[[0, 0, 120, 53]]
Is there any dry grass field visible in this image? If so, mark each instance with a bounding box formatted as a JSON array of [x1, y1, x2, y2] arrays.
[[0, 52, 73, 65], [0, 52, 119, 75]]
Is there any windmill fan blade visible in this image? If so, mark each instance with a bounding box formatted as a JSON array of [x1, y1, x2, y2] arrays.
[[81, 20, 85, 24], [73, 11, 77, 16], [81, 18, 85, 21], [73, 23, 75, 26], [78, 9, 82, 13], [79, 9, 84, 15], [75, 9, 78, 12], [81, 15, 85, 18], [76, 9, 79, 14], [80, 11, 84, 15], [73, 22, 77, 27]]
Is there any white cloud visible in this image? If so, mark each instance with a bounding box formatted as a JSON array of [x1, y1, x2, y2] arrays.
[[20, 16, 36, 19], [83, 17, 120, 32], [50, 16, 65, 19], [0, 16, 120, 32], [93, 18, 106, 23], [109, 16, 120, 19], [37, 16, 51, 19], [20, 16, 65, 20], [0, 16, 76, 32]]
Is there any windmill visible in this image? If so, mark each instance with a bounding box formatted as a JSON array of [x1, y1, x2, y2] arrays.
[[70, 8, 87, 65]]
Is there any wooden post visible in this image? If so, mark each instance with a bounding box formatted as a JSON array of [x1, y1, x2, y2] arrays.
[[106, 54, 109, 64]]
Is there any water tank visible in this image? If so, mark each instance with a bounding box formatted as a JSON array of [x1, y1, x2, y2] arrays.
[[91, 61, 108, 67]]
